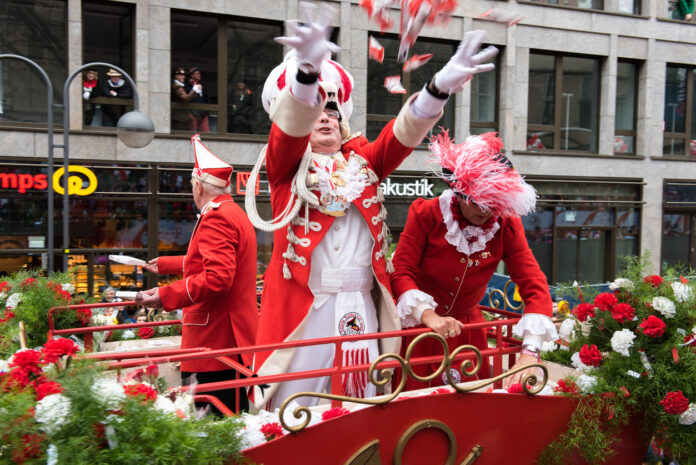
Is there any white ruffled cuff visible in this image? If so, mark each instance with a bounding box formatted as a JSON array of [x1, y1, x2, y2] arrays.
[[512, 313, 558, 349], [397, 289, 438, 328], [291, 79, 320, 107], [411, 85, 448, 119]]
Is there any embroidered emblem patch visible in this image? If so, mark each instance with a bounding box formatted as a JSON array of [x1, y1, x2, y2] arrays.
[[442, 368, 462, 385], [338, 312, 366, 336]]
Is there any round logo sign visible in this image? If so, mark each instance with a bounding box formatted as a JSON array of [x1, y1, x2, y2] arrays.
[[338, 312, 366, 336]]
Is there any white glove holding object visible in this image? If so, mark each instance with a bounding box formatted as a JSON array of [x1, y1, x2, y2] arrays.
[[83, 89, 91, 100], [192, 84, 203, 95], [432, 30, 499, 95], [274, 2, 339, 74]]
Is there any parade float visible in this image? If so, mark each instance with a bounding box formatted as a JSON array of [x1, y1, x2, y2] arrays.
[[3, 262, 695, 464]]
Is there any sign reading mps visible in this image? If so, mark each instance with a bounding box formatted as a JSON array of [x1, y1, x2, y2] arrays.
[[0, 165, 98, 195]]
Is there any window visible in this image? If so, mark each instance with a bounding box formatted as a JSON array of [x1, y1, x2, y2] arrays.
[[171, 12, 283, 135], [662, 181, 696, 271], [82, 1, 135, 128], [366, 36, 455, 140], [528, 0, 604, 11], [522, 178, 642, 284], [527, 53, 600, 153], [0, 0, 67, 125], [615, 61, 639, 154], [663, 65, 695, 157], [470, 53, 499, 135]]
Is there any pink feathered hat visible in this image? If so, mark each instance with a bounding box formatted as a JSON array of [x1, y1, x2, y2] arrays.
[[429, 131, 537, 218]]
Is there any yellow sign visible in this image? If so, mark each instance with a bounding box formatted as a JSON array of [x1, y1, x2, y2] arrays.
[[53, 165, 98, 196]]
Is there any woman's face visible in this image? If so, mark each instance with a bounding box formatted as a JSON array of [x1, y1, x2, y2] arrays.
[[457, 195, 493, 226]]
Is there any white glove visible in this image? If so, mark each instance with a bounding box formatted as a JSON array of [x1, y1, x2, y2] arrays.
[[274, 2, 339, 74], [83, 89, 91, 100], [432, 30, 499, 95], [192, 84, 203, 95]]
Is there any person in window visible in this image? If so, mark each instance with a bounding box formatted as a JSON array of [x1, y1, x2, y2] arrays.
[[251, 4, 498, 410], [171, 67, 199, 130], [230, 81, 254, 134], [678, 0, 694, 20], [100, 69, 132, 127], [390, 131, 558, 390], [136, 135, 258, 413], [82, 68, 100, 126], [185, 67, 209, 132], [100, 286, 124, 323]]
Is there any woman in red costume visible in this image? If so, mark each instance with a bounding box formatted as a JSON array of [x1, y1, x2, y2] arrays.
[[391, 131, 558, 389]]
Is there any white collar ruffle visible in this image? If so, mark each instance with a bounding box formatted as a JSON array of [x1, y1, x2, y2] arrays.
[[438, 189, 500, 255]]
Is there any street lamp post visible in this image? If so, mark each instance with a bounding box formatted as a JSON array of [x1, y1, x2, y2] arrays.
[[60, 62, 155, 270], [0, 54, 56, 271]]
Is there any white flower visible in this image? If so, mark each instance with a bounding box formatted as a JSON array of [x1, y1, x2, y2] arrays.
[[609, 278, 634, 291], [0, 359, 9, 373], [571, 352, 591, 372], [237, 412, 270, 450], [35, 393, 72, 434], [651, 296, 677, 319], [541, 341, 558, 353], [610, 329, 636, 357], [92, 378, 126, 409], [61, 283, 75, 294], [0, 292, 6, 300], [122, 330, 136, 340], [671, 282, 693, 303], [575, 374, 597, 394], [90, 314, 110, 326], [154, 396, 178, 415], [559, 317, 577, 342], [5, 293, 21, 310], [679, 403, 696, 425]]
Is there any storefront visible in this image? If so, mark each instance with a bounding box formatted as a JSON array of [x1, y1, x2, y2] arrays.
[[0, 159, 448, 295]]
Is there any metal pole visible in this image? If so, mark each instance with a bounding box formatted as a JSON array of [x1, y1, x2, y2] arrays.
[[0, 54, 55, 271], [562, 92, 573, 151], [61, 62, 141, 270]]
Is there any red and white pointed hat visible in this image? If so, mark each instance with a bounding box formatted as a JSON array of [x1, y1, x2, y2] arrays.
[[190, 134, 232, 187]]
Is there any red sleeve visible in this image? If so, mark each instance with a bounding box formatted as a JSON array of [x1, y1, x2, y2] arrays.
[[265, 123, 310, 186], [355, 119, 414, 181], [157, 256, 185, 275], [502, 217, 553, 317], [390, 199, 434, 299], [159, 212, 239, 310]]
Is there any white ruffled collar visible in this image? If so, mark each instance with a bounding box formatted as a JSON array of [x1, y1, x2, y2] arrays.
[[439, 189, 500, 255]]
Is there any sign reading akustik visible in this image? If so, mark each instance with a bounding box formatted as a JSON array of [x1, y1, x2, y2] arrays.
[[0, 165, 98, 195], [379, 178, 435, 197]]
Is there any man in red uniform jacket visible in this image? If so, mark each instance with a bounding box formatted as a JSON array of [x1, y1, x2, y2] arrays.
[[249, 4, 498, 410], [137, 134, 258, 412]]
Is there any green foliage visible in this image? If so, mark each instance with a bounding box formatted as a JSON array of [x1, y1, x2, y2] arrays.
[[540, 253, 696, 464], [0, 270, 94, 357], [0, 358, 245, 465]]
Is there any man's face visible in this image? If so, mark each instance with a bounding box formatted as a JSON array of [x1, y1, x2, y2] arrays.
[[309, 109, 342, 154], [174, 72, 185, 81], [192, 178, 203, 210], [109, 75, 120, 83], [191, 71, 201, 81], [86, 71, 96, 80], [457, 195, 493, 226], [104, 290, 115, 301], [236, 82, 245, 92]]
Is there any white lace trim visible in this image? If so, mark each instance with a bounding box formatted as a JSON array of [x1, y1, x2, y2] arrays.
[[313, 153, 368, 203], [396, 289, 437, 328], [512, 313, 558, 341], [439, 190, 500, 255]]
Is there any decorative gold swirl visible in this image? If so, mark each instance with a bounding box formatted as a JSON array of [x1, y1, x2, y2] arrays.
[[278, 334, 548, 433], [488, 279, 525, 311]]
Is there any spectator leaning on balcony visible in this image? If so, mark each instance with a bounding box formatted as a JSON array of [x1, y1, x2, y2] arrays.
[[172, 67, 198, 130], [185, 67, 210, 132], [100, 69, 132, 127], [137, 135, 258, 413], [390, 131, 558, 391], [249, 1, 498, 410], [82, 68, 100, 126]]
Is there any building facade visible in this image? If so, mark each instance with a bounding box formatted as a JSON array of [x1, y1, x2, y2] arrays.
[[1, 0, 696, 294]]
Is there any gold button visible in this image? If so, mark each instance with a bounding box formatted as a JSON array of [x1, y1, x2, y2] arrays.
[[460, 258, 466, 263], [334, 245, 340, 251], [454, 277, 460, 282], [334, 226, 340, 232], [449, 292, 454, 297]]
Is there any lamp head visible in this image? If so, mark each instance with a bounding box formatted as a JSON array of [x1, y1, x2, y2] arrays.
[[116, 110, 155, 148]]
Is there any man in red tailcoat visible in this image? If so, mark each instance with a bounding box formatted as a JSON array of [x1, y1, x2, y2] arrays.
[[137, 135, 258, 412], [249, 4, 498, 410]]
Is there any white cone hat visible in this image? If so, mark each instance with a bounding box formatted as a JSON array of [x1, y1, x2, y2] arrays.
[[190, 134, 233, 187]]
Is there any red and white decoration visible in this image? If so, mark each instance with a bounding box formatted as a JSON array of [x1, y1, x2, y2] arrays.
[[190, 134, 233, 188]]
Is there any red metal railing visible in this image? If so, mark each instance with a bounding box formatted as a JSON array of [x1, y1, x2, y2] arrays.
[[47, 302, 523, 415]]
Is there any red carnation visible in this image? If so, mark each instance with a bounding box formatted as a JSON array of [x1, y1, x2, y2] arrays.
[[321, 407, 350, 420], [610, 303, 635, 323], [9, 350, 44, 370], [0, 309, 14, 324], [553, 378, 579, 395], [42, 338, 79, 364], [145, 364, 159, 379], [260, 422, 284, 441], [138, 327, 155, 339], [593, 293, 618, 311], [573, 303, 596, 322], [35, 381, 63, 400], [0, 281, 10, 293], [507, 383, 524, 393], [20, 278, 37, 289], [11, 433, 45, 464], [579, 344, 603, 367], [123, 383, 158, 402], [660, 391, 690, 415], [75, 308, 92, 326], [639, 316, 666, 338], [643, 275, 664, 287]]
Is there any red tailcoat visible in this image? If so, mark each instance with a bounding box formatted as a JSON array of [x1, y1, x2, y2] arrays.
[[158, 194, 258, 372], [391, 197, 552, 387], [254, 88, 441, 402]]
